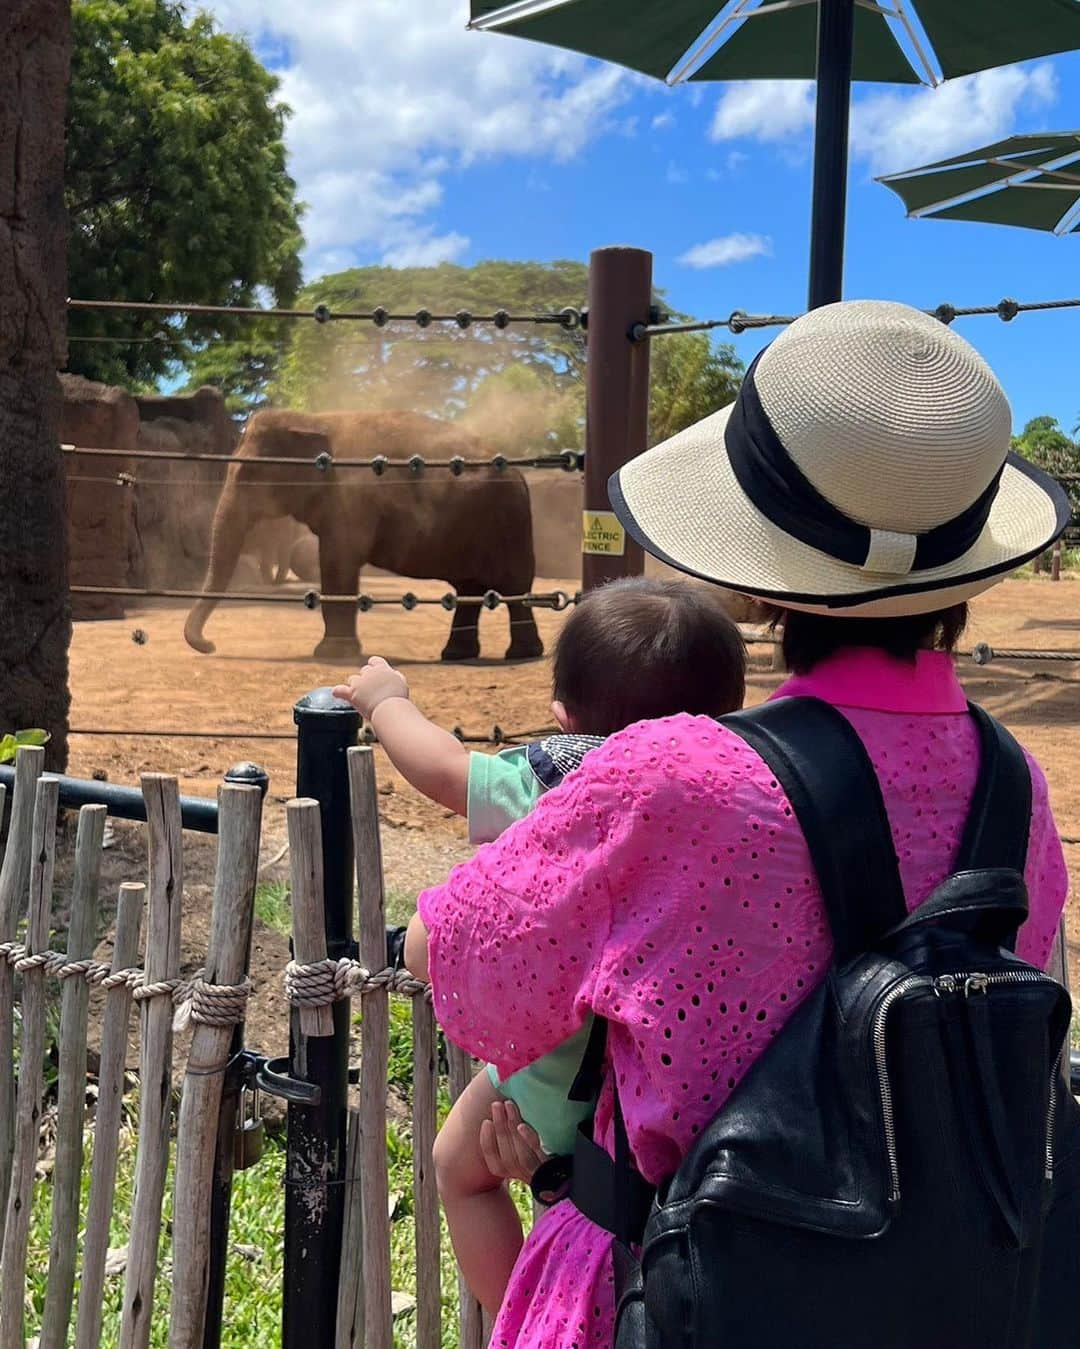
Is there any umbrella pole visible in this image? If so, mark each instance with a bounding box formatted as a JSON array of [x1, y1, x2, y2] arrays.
[[808, 0, 855, 308]]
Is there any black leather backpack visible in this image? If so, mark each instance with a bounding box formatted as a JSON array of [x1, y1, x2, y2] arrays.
[[569, 697, 1080, 1349]]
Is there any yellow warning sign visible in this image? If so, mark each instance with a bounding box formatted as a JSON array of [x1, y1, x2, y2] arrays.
[[582, 510, 626, 557]]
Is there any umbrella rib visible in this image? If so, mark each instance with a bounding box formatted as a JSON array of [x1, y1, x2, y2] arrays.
[[880, 146, 1064, 183], [1054, 197, 1080, 236], [911, 152, 1080, 218], [986, 153, 1080, 187], [888, 0, 938, 86], [466, 0, 580, 32], [668, 0, 768, 86]]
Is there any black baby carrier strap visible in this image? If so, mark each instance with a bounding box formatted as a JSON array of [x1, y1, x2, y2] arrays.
[[567, 697, 1078, 1349]]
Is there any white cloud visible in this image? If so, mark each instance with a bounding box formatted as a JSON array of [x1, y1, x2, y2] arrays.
[[652, 111, 675, 131], [203, 0, 628, 276], [678, 233, 772, 268], [710, 81, 815, 143], [851, 63, 1059, 174], [381, 229, 470, 269], [707, 65, 1059, 178]]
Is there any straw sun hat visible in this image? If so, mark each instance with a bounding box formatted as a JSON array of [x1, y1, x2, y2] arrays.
[[610, 300, 1070, 618]]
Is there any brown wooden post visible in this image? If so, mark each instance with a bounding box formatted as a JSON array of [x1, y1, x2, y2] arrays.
[[582, 246, 652, 591], [1051, 538, 1062, 582]]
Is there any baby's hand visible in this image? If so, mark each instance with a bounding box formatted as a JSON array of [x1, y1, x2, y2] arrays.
[[332, 657, 409, 719]]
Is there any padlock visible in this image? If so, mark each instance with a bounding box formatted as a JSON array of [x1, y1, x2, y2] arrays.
[[233, 1084, 266, 1170]]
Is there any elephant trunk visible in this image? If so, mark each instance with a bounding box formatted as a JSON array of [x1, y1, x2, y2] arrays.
[[184, 484, 252, 654]]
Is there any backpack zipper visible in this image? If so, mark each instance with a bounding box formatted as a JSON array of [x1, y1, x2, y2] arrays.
[[874, 968, 1059, 1205], [938, 968, 1060, 1184], [873, 974, 932, 1206]]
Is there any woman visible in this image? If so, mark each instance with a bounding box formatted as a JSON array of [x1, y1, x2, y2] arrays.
[[406, 301, 1071, 1347]]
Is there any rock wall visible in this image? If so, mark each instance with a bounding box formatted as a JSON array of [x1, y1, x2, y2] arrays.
[[64, 383, 320, 611], [60, 374, 140, 620], [132, 389, 234, 591]]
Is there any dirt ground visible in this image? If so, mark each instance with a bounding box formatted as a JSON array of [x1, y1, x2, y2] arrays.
[[66, 571, 1080, 1065]]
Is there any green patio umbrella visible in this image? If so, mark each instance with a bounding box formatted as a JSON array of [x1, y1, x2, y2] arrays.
[[878, 132, 1080, 234], [467, 0, 1080, 306]]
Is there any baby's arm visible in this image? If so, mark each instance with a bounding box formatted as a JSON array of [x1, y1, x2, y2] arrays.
[[332, 658, 469, 816]]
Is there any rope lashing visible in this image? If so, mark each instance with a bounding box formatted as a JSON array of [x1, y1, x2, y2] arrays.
[[0, 942, 147, 988], [67, 298, 583, 330], [0, 942, 250, 1025], [285, 956, 431, 1007], [173, 974, 254, 1031]]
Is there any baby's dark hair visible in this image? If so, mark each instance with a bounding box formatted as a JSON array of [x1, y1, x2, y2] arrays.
[[553, 577, 746, 736]]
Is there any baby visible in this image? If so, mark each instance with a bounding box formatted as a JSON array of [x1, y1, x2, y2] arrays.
[[333, 576, 746, 1315]]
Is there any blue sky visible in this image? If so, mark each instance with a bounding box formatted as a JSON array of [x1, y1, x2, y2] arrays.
[[206, 1, 1080, 432]]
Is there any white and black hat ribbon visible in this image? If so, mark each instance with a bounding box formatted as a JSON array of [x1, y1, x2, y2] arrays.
[[725, 353, 1005, 577]]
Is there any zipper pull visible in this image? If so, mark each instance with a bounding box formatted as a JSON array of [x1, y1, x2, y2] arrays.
[[964, 974, 989, 997], [933, 975, 958, 997]]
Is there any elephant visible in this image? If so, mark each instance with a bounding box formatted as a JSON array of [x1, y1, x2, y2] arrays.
[[244, 517, 318, 586], [183, 409, 544, 661]]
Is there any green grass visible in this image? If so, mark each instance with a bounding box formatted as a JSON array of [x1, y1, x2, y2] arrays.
[[254, 880, 417, 934], [385, 889, 419, 928], [253, 880, 292, 936], [24, 996, 527, 1347], [26, 1124, 284, 1347]]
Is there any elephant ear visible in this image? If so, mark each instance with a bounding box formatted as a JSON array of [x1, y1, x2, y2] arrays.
[[257, 423, 334, 462]]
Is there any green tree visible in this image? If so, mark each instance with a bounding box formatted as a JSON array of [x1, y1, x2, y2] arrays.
[[1012, 415, 1080, 518], [193, 259, 742, 446], [66, 0, 303, 388], [269, 260, 589, 421], [647, 329, 743, 446]]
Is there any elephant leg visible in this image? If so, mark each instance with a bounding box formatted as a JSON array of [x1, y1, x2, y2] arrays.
[[314, 525, 362, 662], [441, 583, 482, 662], [505, 601, 544, 661]]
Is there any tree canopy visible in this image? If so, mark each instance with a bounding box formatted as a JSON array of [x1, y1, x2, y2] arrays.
[[66, 0, 303, 387], [1012, 415, 1080, 519], [186, 259, 743, 451]]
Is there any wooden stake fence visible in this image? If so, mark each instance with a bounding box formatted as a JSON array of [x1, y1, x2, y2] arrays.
[[121, 775, 184, 1349], [0, 776, 60, 1346], [0, 746, 44, 1252], [0, 747, 263, 1346], [40, 804, 107, 1349], [350, 748, 393, 1349], [170, 782, 262, 1346], [278, 750, 488, 1348], [75, 881, 145, 1349]]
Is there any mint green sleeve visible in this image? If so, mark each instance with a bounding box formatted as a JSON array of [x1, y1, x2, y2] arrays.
[[467, 747, 545, 844]]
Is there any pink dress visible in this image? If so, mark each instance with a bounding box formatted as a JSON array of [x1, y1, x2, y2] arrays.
[[418, 650, 1068, 1348]]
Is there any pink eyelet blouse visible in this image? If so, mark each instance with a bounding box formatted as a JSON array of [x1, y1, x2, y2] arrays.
[[417, 650, 1068, 1348]]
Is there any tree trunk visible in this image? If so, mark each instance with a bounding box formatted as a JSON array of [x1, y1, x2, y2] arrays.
[[0, 1, 71, 770]]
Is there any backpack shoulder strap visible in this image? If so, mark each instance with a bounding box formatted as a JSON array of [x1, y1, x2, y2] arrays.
[[721, 697, 907, 965], [957, 702, 1032, 875]]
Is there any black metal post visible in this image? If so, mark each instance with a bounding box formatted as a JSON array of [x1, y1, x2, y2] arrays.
[[202, 763, 270, 1349], [283, 690, 359, 1349], [807, 0, 855, 309]]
